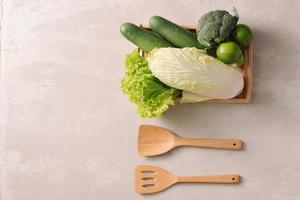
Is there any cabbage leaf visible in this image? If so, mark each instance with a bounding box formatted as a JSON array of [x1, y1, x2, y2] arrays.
[[180, 91, 212, 103], [148, 48, 244, 99]]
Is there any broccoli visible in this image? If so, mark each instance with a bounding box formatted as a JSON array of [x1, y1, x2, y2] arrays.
[[196, 8, 239, 49]]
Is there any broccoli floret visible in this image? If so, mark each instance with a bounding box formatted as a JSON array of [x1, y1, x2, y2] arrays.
[[197, 8, 239, 49]]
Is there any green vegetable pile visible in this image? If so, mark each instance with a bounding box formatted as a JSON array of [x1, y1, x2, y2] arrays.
[[121, 50, 179, 118], [120, 8, 253, 118]]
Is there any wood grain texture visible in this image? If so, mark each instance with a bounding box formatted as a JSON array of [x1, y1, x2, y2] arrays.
[[177, 175, 240, 183], [177, 137, 243, 149], [139, 25, 253, 104], [135, 165, 240, 194], [138, 125, 243, 156]]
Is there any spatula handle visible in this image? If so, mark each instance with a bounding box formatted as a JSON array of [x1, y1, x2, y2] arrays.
[[177, 175, 240, 184], [177, 138, 242, 150]]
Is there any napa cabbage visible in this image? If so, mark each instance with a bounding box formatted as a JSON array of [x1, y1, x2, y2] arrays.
[[148, 48, 244, 100]]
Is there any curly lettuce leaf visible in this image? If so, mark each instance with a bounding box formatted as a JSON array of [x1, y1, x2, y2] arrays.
[[148, 48, 244, 100], [121, 50, 179, 118]]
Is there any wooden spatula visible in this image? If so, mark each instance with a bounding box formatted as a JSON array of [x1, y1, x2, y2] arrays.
[[138, 125, 243, 156], [135, 165, 240, 194]]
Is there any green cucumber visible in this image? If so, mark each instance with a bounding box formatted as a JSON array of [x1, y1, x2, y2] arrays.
[[120, 23, 173, 52], [149, 16, 204, 49]]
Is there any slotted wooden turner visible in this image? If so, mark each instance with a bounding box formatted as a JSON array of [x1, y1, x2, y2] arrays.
[[135, 165, 240, 194], [138, 125, 243, 156]]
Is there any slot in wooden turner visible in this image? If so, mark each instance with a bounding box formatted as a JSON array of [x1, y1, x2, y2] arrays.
[[138, 125, 243, 156], [135, 165, 240, 194]]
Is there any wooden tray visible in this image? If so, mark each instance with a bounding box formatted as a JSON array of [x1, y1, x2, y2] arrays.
[[138, 25, 253, 104]]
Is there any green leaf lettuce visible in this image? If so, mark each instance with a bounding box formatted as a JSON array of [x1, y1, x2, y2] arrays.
[[121, 50, 179, 118]]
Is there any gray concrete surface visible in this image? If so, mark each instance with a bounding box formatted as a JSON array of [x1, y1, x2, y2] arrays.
[[1, 0, 300, 199]]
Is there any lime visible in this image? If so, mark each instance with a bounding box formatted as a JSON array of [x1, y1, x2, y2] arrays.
[[216, 41, 243, 64], [231, 24, 253, 46]]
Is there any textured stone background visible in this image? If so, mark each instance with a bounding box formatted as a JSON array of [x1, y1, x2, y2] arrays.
[[1, 0, 300, 199]]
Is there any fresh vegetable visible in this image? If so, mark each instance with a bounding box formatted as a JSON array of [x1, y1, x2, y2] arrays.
[[120, 23, 173, 52], [216, 41, 243, 65], [149, 16, 204, 49], [196, 8, 239, 49], [180, 91, 212, 103], [148, 48, 244, 99], [121, 50, 179, 118], [231, 24, 253, 46]]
